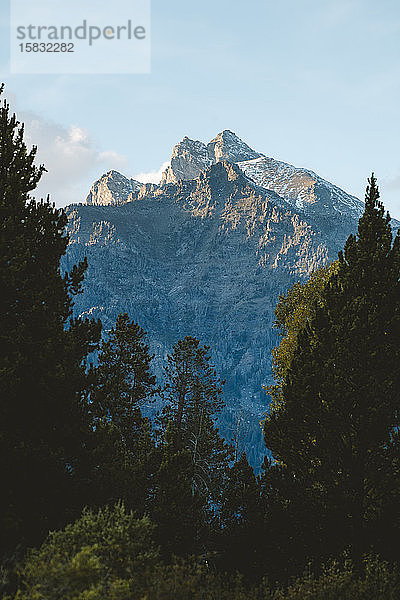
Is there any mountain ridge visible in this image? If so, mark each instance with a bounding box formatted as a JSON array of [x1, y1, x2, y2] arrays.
[[84, 129, 365, 223]]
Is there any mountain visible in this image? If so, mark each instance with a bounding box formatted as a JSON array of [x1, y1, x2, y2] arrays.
[[207, 129, 262, 163], [160, 130, 262, 185], [63, 131, 386, 466], [86, 170, 141, 206], [161, 137, 213, 185]]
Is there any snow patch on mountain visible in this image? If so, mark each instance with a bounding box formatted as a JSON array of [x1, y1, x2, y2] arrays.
[[237, 156, 364, 219]]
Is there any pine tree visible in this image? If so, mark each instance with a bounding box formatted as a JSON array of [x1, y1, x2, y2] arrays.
[[266, 261, 338, 409], [162, 336, 224, 431], [150, 423, 205, 558], [219, 453, 261, 578], [160, 336, 231, 501], [0, 85, 101, 553], [153, 337, 232, 556], [257, 456, 322, 582], [89, 313, 157, 511], [263, 175, 400, 560], [91, 313, 156, 444]]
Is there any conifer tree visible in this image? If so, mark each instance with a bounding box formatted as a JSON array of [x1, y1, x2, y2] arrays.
[[0, 85, 101, 553], [219, 453, 261, 577], [266, 261, 338, 409], [91, 313, 156, 444], [264, 175, 400, 560], [89, 313, 157, 511], [160, 336, 231, 502], [150, 423, 205, 558], [153, 337, 232, 556], [257, 456, 322, 582], [162, 336, 224, 432]]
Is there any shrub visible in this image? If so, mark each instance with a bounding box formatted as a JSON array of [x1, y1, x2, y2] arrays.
[[13, 503, 158, 600]]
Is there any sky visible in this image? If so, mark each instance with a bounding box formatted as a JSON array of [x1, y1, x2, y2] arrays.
[[0, 0, 400, 216]]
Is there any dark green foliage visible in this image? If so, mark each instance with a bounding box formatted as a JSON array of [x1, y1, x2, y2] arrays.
[[3, 90, 400, 596], [91, 313, 156, 436], [267, 261, 338, 402], [155, 336, 232, 547], [257, 456, 323, 582], [153, 336, 232, 557], [88, 313, 157, 512], [150, 423, 205, 558], [12, 546, 400, 600], [0, 85, 101, 554], [160, 336, 232, 492], [12, 504, 158, 600], [278, 556, 400, 600], [162, 335, 225, 431], [264, 175, 400, 562], [219, 453, 262, 578]]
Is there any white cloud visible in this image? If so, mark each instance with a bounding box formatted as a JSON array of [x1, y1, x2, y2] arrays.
[[21, 112, 128, 207], [134, 161, 170, 184]]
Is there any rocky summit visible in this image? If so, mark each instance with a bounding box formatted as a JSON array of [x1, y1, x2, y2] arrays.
[[63, 130, 378, 466], [85, 170, 141, 206]]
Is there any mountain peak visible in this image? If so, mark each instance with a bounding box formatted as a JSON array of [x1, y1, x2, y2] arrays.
[[160, 130, 262, 186], [86, 131, 365, 222], [86, 170, 141, 206], [207, 130, 262, 163], [161, 136, 213, 185]]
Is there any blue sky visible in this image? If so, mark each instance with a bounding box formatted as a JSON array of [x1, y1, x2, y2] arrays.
[[1, 0, 400, 215]]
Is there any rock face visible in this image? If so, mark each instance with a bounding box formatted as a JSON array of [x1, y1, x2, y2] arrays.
[[160, 130, 262, 186], [64, 131, 381, 467], [161, 137, 213, 185], [86, 170, 141, 206], [237, 157, 362, 218], [208, 130, 262, 163]]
